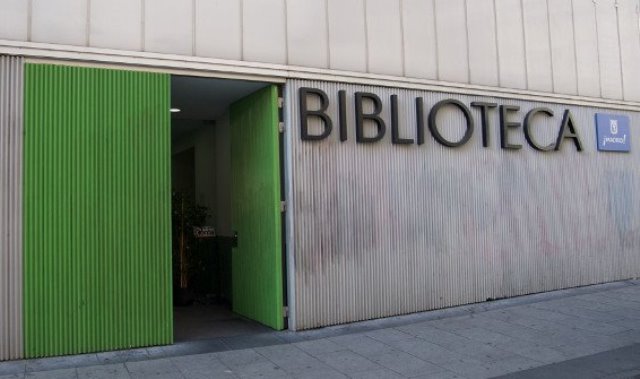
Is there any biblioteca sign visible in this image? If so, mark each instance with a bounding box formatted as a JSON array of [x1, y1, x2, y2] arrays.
[[297, 87, 631, 153]]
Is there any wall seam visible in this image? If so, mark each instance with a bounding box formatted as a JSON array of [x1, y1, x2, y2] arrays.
[[520, 0, 529, 89], [545, 0, 556, 93], [240, 0, 244, 61], [86, 0, 91, 46], [433, 0, 440, 81], [363, 0, 370, 73], [614, 0, 626, 99], [593, 0, 604, 98], [399, 0, 406, 77], [27, 0, 32, 42], [570, 0, 579, 94], [192, 0, 196, 56], [140, 0, 145, 52], [493, 0, 502, 87], [463, 0, 471, 83], [283, 0, 289, 66], [325, 0, 331, 69]]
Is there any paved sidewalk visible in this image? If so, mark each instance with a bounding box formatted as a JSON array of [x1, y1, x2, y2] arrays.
[[1, 280, 640, 378]]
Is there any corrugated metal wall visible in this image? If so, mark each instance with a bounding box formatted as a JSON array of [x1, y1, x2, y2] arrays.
[[286, 79, 640, 330], [0, 55, 23, 361], [23, 64, 172, 357]]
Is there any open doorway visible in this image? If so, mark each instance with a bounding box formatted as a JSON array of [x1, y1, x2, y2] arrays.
[[170, 76, 286, 342]]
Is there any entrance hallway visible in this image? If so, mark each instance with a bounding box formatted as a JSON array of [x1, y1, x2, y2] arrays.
[[174, 304, 272, 342], [2, 279, 640, 378]]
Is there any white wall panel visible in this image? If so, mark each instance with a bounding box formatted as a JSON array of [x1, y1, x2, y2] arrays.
[[0, 0, 28, 41], [548, 0, 578, 95], [327, 0, 367, 72], [365, 0, 403, 76], [195, 0, 242, 60], [90, 0, 142, 51], [617, 0, 640, 102], [401, 0, 437, 80], [145, 0, 193, 55], [573, 0, 601, 97], [287, 78, 640, 330], [495, 0, 527, 89], [243, 0, 287, 64], [434, 0, 468, 82], [522, 0, 553, 92], [286, 0, 328, 68], [31, 0, 87, 46], [595, 0, 623, 100], [466, 0, 499, 86], [0, 55, 23, 361]]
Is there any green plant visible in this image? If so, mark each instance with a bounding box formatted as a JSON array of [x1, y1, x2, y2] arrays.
[[171, 191, 210, 290]]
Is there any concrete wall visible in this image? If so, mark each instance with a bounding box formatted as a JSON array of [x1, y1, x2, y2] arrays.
[[1, 0, 639, 101]]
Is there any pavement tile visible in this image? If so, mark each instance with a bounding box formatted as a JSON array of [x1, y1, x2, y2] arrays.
[[347, 368, 405, 379], [480, 355, 543, 377], [453, 343, 518, 364], [76, 363, 130, 379], [399, 326, 472, 352], [421, 316, 476, 332], [292, 339, 346, 356], [25, 368, 78, 379], [26, 355, 98, 373], [170, 353, 238, 378], [365, 328, 414, 344], [0, 375, 24, 379], [254, 345, 326, 374], [410, 370, 467, 379], [367, 350, 442, 377], [393, 340, 468, 366], [214, 350, 269, 369], [0, 361, 26, 376], [554, 317, 631, 336], [327, 335, 396, 357], [448, 327, 513, 345], [290, 368, 347, 379], [491, 340, 565, 364], [610, 318, 640, 330], [315, 351, 380, 374], [436, 358, 495, 379], [221, 335, 286, 351], [229, 361, 291, 379], [96, 349, 149, 364], [125, 359, 181, 379]]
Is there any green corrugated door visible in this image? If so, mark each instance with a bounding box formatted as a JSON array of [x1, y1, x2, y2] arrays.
[[23, 64, 172, 357], [230, 85, 284, 330]]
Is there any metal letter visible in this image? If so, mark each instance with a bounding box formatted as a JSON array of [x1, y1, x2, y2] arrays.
[[428, 99, 474, 148], [471, 102, 497, 148], [555, 109, 583, 151], [299, 87, 333, 141], [523, 107, 555, 151], [355, 92, 386, 143], [499, 105, 522, 150], [391, 95, 414, 145]]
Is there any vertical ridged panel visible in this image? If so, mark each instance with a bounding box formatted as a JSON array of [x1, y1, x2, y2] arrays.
[[287, 79, 640, 330], [230, 86, 284, 330], [0, 55, 23, 361], [24, 64, 172, 357]]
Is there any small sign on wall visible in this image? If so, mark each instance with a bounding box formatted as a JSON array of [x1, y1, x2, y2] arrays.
[[596, 113, 631, 152]]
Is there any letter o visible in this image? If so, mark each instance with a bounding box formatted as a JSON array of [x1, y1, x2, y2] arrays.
[[428, 99, 474, 147]]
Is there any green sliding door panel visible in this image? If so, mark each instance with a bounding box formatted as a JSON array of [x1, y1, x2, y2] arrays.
[[230, 85, 284, 330], [23, 64, 172, 357]]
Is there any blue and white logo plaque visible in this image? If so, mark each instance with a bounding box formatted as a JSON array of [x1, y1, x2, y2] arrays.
[[595, 113, 631, 152]]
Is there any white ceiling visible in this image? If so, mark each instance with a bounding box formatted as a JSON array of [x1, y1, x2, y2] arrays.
[[171, 75, 268, 121]]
